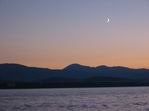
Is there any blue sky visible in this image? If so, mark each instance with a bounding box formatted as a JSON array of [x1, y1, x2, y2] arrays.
[[0, 0, 149, 68]]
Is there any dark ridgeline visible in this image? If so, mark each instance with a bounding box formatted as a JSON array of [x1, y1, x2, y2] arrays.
[[0, 63, 149, 88]]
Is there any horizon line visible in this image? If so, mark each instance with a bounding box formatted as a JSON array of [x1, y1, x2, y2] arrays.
[[0, 63, 149, 70]]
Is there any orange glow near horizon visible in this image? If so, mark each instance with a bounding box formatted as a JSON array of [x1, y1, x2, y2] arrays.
[[0, 0, 149, 69]]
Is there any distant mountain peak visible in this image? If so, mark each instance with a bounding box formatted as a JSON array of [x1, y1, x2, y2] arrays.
[[112, 66, 130, 69], [0, 63, 28, 68], [96, 65, 110, 69], [64, 63, 92, 71]]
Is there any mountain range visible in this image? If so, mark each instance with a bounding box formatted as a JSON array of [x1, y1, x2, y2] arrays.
[[0, 63, 149, 88]]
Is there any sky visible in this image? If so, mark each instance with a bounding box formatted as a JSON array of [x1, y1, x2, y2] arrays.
[[0, 0, 149, 69]]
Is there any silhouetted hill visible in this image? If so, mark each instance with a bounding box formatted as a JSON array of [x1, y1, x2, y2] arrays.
[[64, 63, 93, 71], [0, 63, 149, 88], [0, 63, 61, 82]]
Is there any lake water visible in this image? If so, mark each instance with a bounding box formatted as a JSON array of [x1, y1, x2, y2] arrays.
[[1, 87, 149, 111]]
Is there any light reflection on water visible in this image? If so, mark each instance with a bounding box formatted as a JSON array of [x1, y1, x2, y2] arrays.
[[1, 87, 149, 111]]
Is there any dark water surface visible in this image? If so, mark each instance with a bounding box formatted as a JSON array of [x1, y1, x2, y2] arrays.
[[1, 87, 149, 111]]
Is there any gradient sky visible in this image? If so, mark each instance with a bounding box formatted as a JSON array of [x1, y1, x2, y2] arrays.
[[0, 0, 149, 68]]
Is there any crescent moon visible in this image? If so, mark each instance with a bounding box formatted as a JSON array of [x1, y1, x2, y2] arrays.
[[107, 18, 110, 23]]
